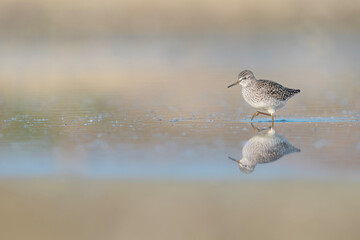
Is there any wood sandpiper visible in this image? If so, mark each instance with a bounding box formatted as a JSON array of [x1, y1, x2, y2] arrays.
[[229, 125, 300, 173], [228, 70, 300, 122]]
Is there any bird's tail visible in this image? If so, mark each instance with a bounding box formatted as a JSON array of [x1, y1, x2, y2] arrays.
[[288, 88, 300, 96]]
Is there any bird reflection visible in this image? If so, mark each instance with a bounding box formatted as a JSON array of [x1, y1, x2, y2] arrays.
[[229, 124, 300, 174]]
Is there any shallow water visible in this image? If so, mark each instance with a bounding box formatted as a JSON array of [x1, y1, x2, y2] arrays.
[[0, 34, 359, 239], [0, 93, 358, 180]]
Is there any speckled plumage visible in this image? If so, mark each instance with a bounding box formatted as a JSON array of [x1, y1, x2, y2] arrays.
[[242, 79, 300, 113], [228, 70, 300, 120], [253, 80, 300, 102], [229, 128, 300, 173]]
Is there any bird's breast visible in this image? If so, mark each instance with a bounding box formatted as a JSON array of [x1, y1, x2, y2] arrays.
[[242, 86, 284, 111], [242, 87, 269, 108]]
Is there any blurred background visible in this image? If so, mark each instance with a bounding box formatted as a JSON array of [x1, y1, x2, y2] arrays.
[[0, 0, 360, 239]]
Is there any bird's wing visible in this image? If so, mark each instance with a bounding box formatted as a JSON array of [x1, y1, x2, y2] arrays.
[[258, 80, 300, 101]]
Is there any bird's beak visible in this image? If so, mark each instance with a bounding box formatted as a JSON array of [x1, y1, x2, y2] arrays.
[[227, 80, 240, 88], [228, 156, 240, 163]]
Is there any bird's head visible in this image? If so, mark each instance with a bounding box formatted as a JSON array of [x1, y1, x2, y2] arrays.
[[228, 156, 255, 174], [238, 158, 255, 174], [227, 70, 255, 88]]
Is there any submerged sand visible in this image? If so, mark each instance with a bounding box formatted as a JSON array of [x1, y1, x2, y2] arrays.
[[0, 179, 359, 240]]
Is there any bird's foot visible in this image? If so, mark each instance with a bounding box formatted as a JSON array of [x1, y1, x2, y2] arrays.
[[251, 123, 272, 132], [251, 111, 271, 121], [250, 111, 260, 120]]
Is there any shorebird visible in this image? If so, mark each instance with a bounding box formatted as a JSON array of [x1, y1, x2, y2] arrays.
[[229, 125, 300, 174], [228, 70, 300, 122]]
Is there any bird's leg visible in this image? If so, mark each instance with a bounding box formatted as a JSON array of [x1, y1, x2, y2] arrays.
[[251, 123, 270, 132], [250, 111, 259, 120], [250, 123, 262, 132], [271, 114, 274, 123], [251, 111, 271, 121]]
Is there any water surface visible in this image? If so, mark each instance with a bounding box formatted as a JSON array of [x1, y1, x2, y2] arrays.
[[0, 34, 359, 240]]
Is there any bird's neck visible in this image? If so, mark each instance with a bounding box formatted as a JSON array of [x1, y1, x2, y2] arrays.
[[240, 78, 257, 87]]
